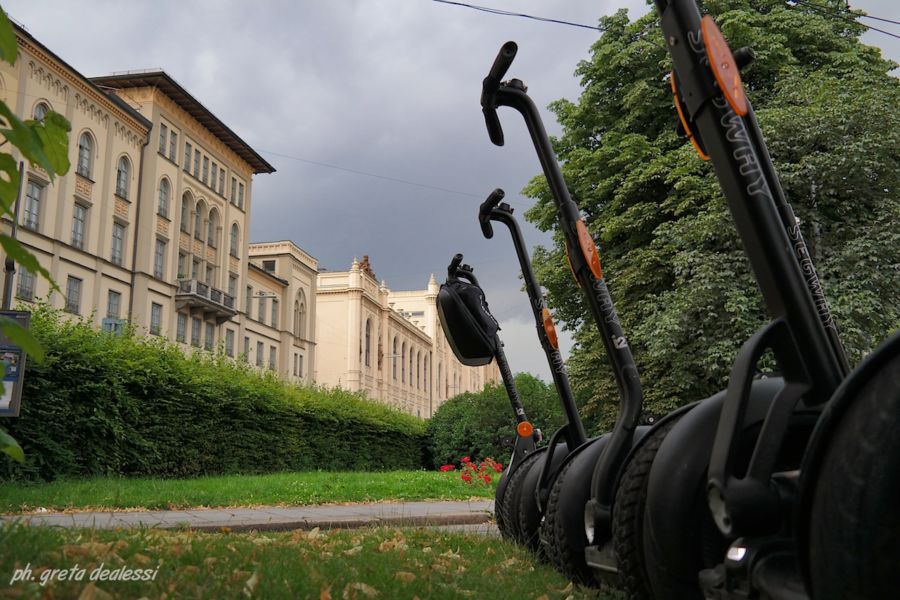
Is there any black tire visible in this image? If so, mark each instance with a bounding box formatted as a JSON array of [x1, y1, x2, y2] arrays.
[[517, 443, 570, 554], [809, 349, 900, 600], [500, 450, 544, 543], [541, 437, 609, 586], [495, 470, 510, 538], [613, 418, 681, 600]]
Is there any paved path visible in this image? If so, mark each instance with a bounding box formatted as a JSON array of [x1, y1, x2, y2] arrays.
[[1, 500, 496, 533]]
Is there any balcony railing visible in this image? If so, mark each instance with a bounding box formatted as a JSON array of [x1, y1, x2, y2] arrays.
[[175, 278, 237, 324]]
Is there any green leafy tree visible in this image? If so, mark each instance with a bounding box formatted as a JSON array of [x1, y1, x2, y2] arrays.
[[426, 373, 567, 468], [523, 0, 900, 428], [0, 6, 71, 461]]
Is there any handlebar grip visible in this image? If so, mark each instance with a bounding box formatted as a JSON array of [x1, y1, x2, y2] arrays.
[[448, 253, 463, 277], [486, 41, 518, 87], [478, 188, 506, 239], [483, 108, 504, 147]]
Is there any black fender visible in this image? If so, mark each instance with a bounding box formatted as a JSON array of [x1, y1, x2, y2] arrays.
[[642, 377, 785, 597], [797, 330, 900, 588]]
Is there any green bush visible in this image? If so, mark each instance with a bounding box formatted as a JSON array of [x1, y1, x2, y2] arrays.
[[2, 304, 426, 481], [426, 373, 567, 468]]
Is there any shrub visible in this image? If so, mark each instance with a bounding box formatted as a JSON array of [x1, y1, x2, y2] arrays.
[[426, 373, 566, 469], [1, 304, 426, 481]]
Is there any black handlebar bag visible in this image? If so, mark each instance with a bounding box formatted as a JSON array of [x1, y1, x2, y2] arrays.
[[437, 278, 500, 367]]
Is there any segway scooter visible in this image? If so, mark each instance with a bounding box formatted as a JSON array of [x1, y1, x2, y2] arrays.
[[614, 2, 900, 598], [480, 44, 646, 584], [435, 254, 542, 539], [477, 188, 596, 554]]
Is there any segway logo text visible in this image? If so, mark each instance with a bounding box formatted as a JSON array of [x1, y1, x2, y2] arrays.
[[592, 278, 621, 326], [787, 224, 836, 331]]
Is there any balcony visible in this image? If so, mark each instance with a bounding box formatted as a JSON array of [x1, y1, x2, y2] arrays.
[[175, 279, 237, 324]]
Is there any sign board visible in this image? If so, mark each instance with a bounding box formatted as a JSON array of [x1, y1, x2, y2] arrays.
[[0, 310, 30, 417]]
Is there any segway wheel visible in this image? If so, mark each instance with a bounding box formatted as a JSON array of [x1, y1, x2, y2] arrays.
[[541, 437, 609, 586], [612, 418, 681, 600], [808, 349, 900, 600], [500, 450, 544, 543]]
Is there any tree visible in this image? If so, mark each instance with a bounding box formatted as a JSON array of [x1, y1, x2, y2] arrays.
[[523, 0, 900, 427], [0, 6, 71, 461]]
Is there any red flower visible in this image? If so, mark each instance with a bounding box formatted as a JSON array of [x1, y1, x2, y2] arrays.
[[439, 464, 455, 472], [482, 475, 492, 484], [461, 456, 471, 463], [493, 463, 503, 472], [461, 474, 472, 483]]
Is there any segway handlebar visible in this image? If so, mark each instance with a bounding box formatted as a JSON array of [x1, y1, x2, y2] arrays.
[[481, 41, 518, 147], [478, 188, 506, 239]]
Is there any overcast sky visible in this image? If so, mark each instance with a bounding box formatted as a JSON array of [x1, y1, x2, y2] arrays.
[[7, 1, 898, 381]]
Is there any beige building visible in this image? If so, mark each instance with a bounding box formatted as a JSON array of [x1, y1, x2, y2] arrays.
[[0, 23, 317, 385], [315, 257, 500, 417]]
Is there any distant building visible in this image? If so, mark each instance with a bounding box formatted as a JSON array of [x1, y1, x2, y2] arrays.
[[0, 22, 316, 384], [315, 256, 500, 417]]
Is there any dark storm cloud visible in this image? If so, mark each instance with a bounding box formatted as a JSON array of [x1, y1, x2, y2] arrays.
[[6, 0, 897, 379]]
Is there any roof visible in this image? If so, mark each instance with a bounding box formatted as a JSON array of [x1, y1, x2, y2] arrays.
[[12, 23, 152, 132], [89, 71, 275, 174], [249, 262, 290, 287]]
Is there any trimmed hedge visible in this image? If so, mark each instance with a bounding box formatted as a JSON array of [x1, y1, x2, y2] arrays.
[[2, 305, 426, 481], [426, 373, 567, 468]]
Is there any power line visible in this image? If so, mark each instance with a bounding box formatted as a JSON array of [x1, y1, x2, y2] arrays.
[[789, 1, 900, 41], [431, 0, 603, 33]]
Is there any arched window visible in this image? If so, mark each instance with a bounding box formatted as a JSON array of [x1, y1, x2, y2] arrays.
[[409, 351, 414, 387], [33, 102, 49, 121], [230, 223, 240, 257], [294, 290, 307, 338], [207, 209, 218, 247], [364, 319, 371, 367], [115, 156, 130, 198], [194, 201, 205, 239], [401, 342, 406, 382], [180, 192, 191, 232], [77, 132, 93, 177], [158, 178, 170, 217], [392, 338, 398, 380], [437, 363, 441, 399], [416, 351, 421, 389], [424, 357, 429, 393]]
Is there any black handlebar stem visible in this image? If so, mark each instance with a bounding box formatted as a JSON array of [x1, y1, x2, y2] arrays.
[[478, 188, 507, 239]]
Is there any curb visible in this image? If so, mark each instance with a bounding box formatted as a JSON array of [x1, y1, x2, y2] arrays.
[[190, 512, 494, 533]]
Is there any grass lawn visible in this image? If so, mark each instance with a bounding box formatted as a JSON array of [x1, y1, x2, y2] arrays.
[[0, 471, 496, 514], [0, 524, 621, 599]]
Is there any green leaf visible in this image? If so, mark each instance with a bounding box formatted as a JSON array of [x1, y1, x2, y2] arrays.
[[0, 152, 19, 215], [0, 235, 58, 292], [0, 9, 18, 67], [0, 103, 55, 176], [0, 428, 25, 463], [31, 111, 71, 176], [0, 316, 45, 362]]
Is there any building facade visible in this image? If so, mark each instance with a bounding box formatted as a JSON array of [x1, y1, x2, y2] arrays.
[[0, 24, 317, 385], [315, 257, 500, 417]]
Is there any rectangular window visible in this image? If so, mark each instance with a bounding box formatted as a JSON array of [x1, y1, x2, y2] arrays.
[[176, 313, 186, 343], [169, 131, 178, 162], [65, 276, 82, 314], [107, 290, 121, 319], [258, 296, 266, 322], [231, 177, 237, 203], [24, 181, 42, 230], [218, 170, 225, 195], [193, 150, 201, 177], [111, 222, 125, 265], [192, 258, 200, 279], [225, 329, 235, 357], [293, 353, 298, 376], [16, 269, 34, 301], [150, 302, 162, 335], [71, 203, 87, 249], [269, 346, 276, 370], [158, 123, 168, 154], [271, 299, 278, 329], [243, 336, 250, 359], [184, 142, 192, 171], [202, 156, 209, 184], [177, 252, 187, 279], [298, 355, 303, 378], [205, 265, 213, 285], [228, 273, 237, 298], [211, 163, 217, 189], [204, 322, 214, 350], [246, 286, 253, 313], [191, 317, 201, 347], [238, 183, 245, 209], [256, 341, 264, 367], [154, 239, 166, 279]]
